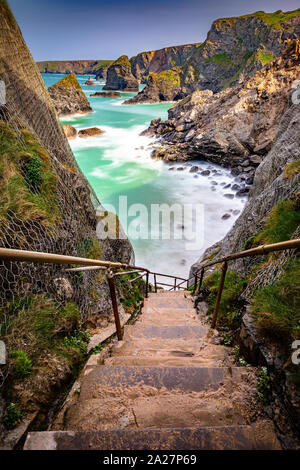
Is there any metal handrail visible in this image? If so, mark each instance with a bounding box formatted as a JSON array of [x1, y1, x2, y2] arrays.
[[191, 238, 300, 328], [1, 238, 298, 336]]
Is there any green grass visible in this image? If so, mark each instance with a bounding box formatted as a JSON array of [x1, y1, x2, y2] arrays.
[[149, 69, 181, 94], [3, 403, 24, 429], [0, 122, 60, 229], [216, 8, 300, 30], [283, 161, 300, 179], [10, 350, 33, 380], [204, 270, 247, 328], [258, 51, 275, 64], [208, 53, 232, 65], [50, 73, 81, 90], [252, 199, 300, 246], [112, 55, 131, 69], [251, 257, 300, 343], [257, 367, 272, 404]]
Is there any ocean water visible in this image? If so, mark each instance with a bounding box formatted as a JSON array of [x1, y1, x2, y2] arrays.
[[42, 74, 245, 279]]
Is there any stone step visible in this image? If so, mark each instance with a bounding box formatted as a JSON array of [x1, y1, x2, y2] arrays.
[[104, 355, 230, 367], [123, 324, 209, 340], [59, 396, 246, 431], [79, 366, 246, 400], [145, 298, 193, 309], [24, 424, 281, 450], [110, 341, 232, 365]]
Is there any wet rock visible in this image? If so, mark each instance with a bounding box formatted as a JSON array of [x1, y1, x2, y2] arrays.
[[211, 181, 218, 185], [249, 154, 263, 166], [177, 167, 185, 171], [222, 213, 231, 220], [201, 170, 210, 176], [78, 127, 105, 138], [168, 167, 175, 171], [84, 76, 95, 85], [91, 91, 121, 98], [224, 183, 231, 189], [236, 187, 250, 197], [189, 166, 198, 173], [231, 183, 241, 191], [224, 193, 234, 199], [63, 124, 77, 140]]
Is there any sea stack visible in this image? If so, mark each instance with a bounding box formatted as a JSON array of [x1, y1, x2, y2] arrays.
[[103, 55, 139, 92], [84, 75, 95, 85], [48, 73, 93, 116]]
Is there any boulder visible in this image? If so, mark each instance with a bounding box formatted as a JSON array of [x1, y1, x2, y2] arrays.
[[90, 91, 121, 98], [62, 124, 77, 140], [78, 127, 105, 138]]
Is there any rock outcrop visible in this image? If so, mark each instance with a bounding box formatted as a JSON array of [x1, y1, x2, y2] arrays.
[[103, 55, 139, 92], [129, 9, 300, 103], [91, 91, 121, 97], [63, 124, 77, 140], [130, 43, 202, 82], [48, 73, 93, 116], [37, 60, 113, 75], [124, 69, 182, 104], [145, 40, 300, 190], [84, 76, 95, 85], [188, 47, 300, 447], [78, 127, 105, 138]]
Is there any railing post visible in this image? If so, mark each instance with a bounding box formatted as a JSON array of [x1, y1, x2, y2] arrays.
[[211, 261, 228, 329], [192, 273, 198, 295], [145, 271, 149, 298], [174, 278, 177, 291], [195, 268, 205, 297], [106, 269, 123, 341], [154, 273, 157, 293]]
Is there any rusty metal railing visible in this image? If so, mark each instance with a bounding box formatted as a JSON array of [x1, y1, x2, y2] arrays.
[[1, 238, 298, 337], [0, 247, 189, 341], [191, 238, 300, 328]]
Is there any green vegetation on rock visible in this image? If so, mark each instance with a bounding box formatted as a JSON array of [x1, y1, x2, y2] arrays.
[[204, 270, 247, 328], [53, 73, 81, 90], [283, 161, 300, 179], [251, 199, 300, 246], [208, 53, 232, 65], [258, 51, 275, 64], [251, 257, 300, 343], [0, 122, 60, 229]]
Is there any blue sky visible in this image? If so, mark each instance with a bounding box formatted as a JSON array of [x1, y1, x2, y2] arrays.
[[8, 0, 300, 61]]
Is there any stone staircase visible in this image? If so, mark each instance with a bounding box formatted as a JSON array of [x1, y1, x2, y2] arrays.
[[24, 290, 281, 450]]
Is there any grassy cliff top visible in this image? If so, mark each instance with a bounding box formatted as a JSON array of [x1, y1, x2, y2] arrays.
[[49, 73, 82, 90], [112, 55, 131, 68], [215, 8, 300, 29], [37, 60, 113, 73]]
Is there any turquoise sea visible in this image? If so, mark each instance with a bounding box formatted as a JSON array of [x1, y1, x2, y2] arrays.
[[42, 74, 245, 278]]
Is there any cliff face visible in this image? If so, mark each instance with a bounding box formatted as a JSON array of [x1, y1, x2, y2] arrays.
[[129, 9, 300, 103], [130, 43, 201, 82], [103, 55, 139, 91], [146, 39, 300, 193], [189, 80, 300, 445], [37, 60, 113, 75], [124, 69, 182, 104], [0, 0, 133, 438], [48, 73, 93, 116]]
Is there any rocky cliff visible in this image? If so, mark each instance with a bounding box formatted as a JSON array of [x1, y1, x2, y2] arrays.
[[129, 9, 300, 103], [48, 73, 93, 116], [103, 55, 139, 92], [189, 74, 300, 447], [0, 0, 133, 443], [145, 40, 300, 197], [37, 59, 113, 75], [130, 43, 201, 82]]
